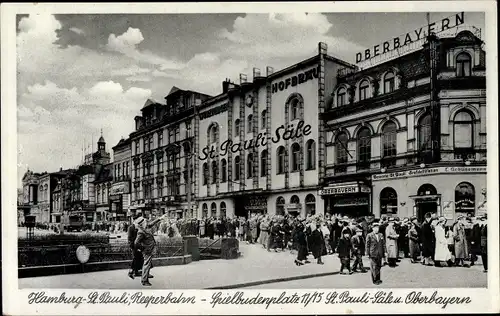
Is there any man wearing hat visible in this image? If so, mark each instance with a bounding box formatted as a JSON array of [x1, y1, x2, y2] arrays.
[[385, 217, 399, 267], [351, 227, 366, 273], [453, 215, 469, 267], [365, 222, 385, 284], [127, 213, 144, 279], [479, 215, 487, 272]]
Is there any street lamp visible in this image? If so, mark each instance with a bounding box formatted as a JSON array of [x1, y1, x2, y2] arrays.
[[464, 160, 471, 166], [419, 163, 426, 168]]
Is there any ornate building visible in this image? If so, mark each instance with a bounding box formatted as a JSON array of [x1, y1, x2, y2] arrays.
[[322, 29, 486, 221], [110, 137, 132, 221]]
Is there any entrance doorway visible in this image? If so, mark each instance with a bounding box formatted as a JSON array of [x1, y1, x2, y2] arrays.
[[413, 183, 440, 223], [416, 200, 438, 223]]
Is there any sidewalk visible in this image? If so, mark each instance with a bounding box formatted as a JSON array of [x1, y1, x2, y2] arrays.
[[18, 243, 487, 289]]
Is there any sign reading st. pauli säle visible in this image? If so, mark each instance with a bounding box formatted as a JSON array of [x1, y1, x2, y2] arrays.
[[356, 12, 465, 63]]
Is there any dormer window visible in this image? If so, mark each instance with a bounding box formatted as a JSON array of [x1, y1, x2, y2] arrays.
[[384, 72, 395, 93], [359, 80, 370, 101], [336, 87, 346, 107], [456, 52, 472, 77]]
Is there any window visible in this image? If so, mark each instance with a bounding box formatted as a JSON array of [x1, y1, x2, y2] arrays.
[[202, 203, 208, 218], [235, 119, 241, 136], [247, 114, 253, 133], [134, 163, 139, 178], [209, 124, 217, 144], [357, 127, 371, 168], [455, 182, 475, 214], [203, 163, 208, 185], [335, 132, 349, 164], [149, 135, 154, 150], [220, 159, 227, 183], [290, 98, 300, 120], [276, 146, 286, 174], [158, 131, 163, 147], [126, 162, 130, 177], [305, 194, 316, 215], [381, 121, 397, 162], [291, 143, 300, 172], [157, 157, 163, 172], [211, 161, 218, 184], [247, 153, 254, 178], [359, 80, 370, 101], [276, 196, 285, 215], [234, 156, 241, 181], [97, 186, 101, 204], [306, 140, 316, 170], [169, 128, 175, 144], [143, 136, 149, 152], [336, 87, 346, 107], [380, 187, 398, 215], [144, 183, 153, 199], [210, 202, 217, 218], [417, 183, 437, 196], [135, 141, 139, 155], [260, 150, 268, 176], [220, 202, 227, 218], [384, 72, 395, 93], [290, 195, 300, 204], [453, 111, 473, 149], [261, 110, 267, 129], [185, 120, 192, 138], [456, 52, 471, 77]]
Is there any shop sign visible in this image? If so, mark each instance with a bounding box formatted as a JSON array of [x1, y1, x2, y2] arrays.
[[320, 184, 359, 195], [372, 166, 487, 181], [271, 67, 319, 94], [244, 196, 267, 211], [333, 197, 369, 207], [286, 203, 302, 210], [110, 182, 130, 195]]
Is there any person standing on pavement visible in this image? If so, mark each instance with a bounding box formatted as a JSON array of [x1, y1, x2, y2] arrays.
[[294, 222, 309, 265], [351, 227, 366, 273], [134, 215, 166, 286], [365, 222, 385, 285], [434, 217, 453, 267], [453, 216, 469, 267], [408, 221, 421, 263], [385, 217, 399, 267], [127, 215, 144, 279], [310, 220, 325, 265], [470, 217, 482, 266], [337, 230, 352, 274], [421, 212, 435, 266], [479, 215, 487, 272]]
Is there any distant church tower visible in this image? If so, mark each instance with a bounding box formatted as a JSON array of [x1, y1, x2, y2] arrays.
[[93, 129, 111, 165]]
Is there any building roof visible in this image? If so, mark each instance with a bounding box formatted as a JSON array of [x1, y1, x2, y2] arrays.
[[141, 98, 161, 110]]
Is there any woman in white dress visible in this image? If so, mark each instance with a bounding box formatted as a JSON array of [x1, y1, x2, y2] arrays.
[[434, 217, 453, 267]]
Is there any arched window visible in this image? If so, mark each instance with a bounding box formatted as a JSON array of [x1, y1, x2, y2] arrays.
[[381, 121, 397, 164], [260, 150, 268, 177], [234, 156, 241, 181], [359, 80, 370, 101], [208, 124, 218, 144], [220, 159, 227, 183], [335, 132, 349, 164], [290, 195, 300, 204], [456, 52, 471, 77], [210, 202, 217, 218], [384, 72, 395, 93], [220, 202, 227, 218], [453, 111, 473, 149], [418, 112, 432, 163], [211, 161, 218, 184], [202, 163, 209, 185], [418, 184, 437, 196], [336, 87, 347, 107], [357, 127, 371, 168], [247, 153, 254, 178], [261, 110, 267, 129], [306, 140, 316, 170], [247, 114, 253, 133], [276, 196, 285, 215], [234, 119, 241, 136], [96, 185, 101, 204], [290, 143, 301, 172], [276, 146, 286, 174], [305, 194, 316, 215], [380, 187, 398, 215], [202, 203, 208, 218], [455, 182, 475, 214], [290, 98, 300, 120]]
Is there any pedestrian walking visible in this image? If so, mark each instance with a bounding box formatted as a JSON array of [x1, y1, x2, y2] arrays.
[[365, 222, 385, 285], [127, 216, 144, 279], [310, 220, 325, 265], [385, 217, 399, 267], [337, 230, 352, 274], [134, 215, 166, 286], [351, 227, 366, 273], [453, 216, 469, 267]]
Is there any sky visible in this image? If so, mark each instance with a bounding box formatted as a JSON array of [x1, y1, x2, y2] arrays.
[[16, 12, 485, 186]]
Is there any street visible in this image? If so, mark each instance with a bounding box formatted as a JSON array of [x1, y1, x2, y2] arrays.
[[19, 242, 487, 289]]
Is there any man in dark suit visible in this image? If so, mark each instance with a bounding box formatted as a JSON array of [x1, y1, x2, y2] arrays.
[[127, 215, 144, 279], [310, 221, 325, 264], [365, 222, 385, 285], [421, 212, 435, 266]]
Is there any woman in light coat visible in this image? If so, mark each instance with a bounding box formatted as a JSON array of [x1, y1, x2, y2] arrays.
[[453, 216, 469, 267], [259, 217, 270, 248], [434, 217, 453, 267], [385, 218, 399, 267]]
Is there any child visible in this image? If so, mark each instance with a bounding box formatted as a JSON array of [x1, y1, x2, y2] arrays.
[[351, 227, 367, 273], [337, 230, 353, 274]]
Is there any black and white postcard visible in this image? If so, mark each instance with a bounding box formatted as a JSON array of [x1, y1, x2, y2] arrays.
[[1, 1, 498, 315]]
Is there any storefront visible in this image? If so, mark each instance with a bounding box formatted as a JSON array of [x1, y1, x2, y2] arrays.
[[320, 182, 372, 217], [234, 194, 268, 218], [109, 181, 131, 221], [372, 166, 487, 222]]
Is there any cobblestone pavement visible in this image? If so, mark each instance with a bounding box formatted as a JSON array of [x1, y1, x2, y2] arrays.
[[19, 242, 487, 289]]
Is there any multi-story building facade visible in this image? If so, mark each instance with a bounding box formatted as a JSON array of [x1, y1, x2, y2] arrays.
[[94, 163, 112, 222], [130, 90, 211, 219], [322, 28, 486, 222], [110, 137, 132, 221], [196, 43, 354, 219]]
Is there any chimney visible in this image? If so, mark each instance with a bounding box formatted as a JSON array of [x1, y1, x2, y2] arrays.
[[253, 67, 261, 80], [222, 78, 230, 93], [266, 66, 274, 76], [239, 73, 247, 84]]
